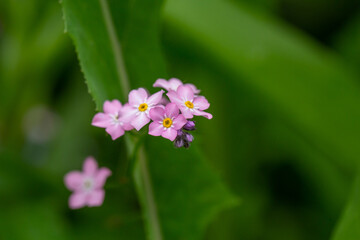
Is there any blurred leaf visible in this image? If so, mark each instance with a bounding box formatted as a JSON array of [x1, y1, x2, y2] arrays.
[[47, 73, 96, 174], [163, 50, 350, 240], [61, 0, 237, 239], [232, 0, 279, 12], [0, 200, 69, 240], [0, 153, 69, 240], [163, 0, 360, 239], [0, 0, 71, 147], [164, 0, 360, 172], [333, 12, 360, 69], [68, 184, 146, 240], [331, 174, 360, 240]]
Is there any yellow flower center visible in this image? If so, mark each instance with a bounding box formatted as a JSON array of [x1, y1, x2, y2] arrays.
[[138, 103, 148, 112], [163, 118, 173, 128], [185, 101, 194, 109]]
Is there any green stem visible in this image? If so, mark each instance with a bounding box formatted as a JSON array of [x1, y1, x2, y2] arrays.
[[99, 1, 163, 239], [137, 146, 163, 240], [99, 0, 130, 97]]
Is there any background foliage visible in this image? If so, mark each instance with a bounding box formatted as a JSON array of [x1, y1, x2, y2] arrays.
[[0, 0, 360, 239]]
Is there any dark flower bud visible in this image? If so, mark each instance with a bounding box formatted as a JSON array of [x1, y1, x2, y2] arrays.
[[177, 129, 184, 137], [184, 132, 194, 142], [174, 126, 194, 148], [183, 141, 190, 148], [174, 137, 184, 148], [182, 120, 196, 131]]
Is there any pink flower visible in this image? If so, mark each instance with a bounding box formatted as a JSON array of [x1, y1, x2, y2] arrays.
[[149, 103, 187, 141], [122, 88, 164, 131], [153, 78, 200, 94], [91, 100, 133, 140], [167, 85, 213, 119], [64, 157, 111, 209]]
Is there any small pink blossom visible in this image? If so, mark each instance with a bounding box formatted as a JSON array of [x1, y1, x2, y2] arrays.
[[153, 78, 200, 94], [64, 157, 111, 209], [122, 88, 164, 131], [92, 100, 133, 140], [167, 85, 213, 120], [149, 103, 187, 141]]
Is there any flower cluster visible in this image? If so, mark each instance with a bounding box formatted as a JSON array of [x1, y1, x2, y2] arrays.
[[92, 78, 212, 148], [64, 79, 210, 209], [64, 79, 211, 209]]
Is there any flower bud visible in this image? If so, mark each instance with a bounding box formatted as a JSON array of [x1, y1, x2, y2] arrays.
[[183, 120, 196, 131], [174, 137, 184, 148], [177, 129, 184, 137], [184, 132, 194, 142]]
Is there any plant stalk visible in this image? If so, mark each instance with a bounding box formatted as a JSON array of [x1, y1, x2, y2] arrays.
[[99, 0, 163, 239]]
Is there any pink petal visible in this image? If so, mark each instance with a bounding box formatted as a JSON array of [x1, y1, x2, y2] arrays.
[[165, 103, 179, 118], [193, 96, 210, 110], [69, 192, 87, 209], [185, 83, 200, 94], [64, 171, 84, 191], [168, 78, 183, 91], [153, 78, 169, 89], [179, 106, 194, 119], [131, 113, 150, 131], [103, 100, 122, 114], [148, 122, 164, 136], [83, 157, 98, 176], [149, 107, 165, 121], [94, 167, 111, 189], [172, 114, 187, 129], [105, 125, 125, 140], [193, 109, 213, 119], [92, 113, 111, 128], [147, 90, 164, 106], [120, 104, 138, 123], [159, 96, 170, 106], [177, 85, 194, 101], [129, 88, 148, 105], [167, 90, 182, 105], [122, 122, 134, 131], [153, 78, 183, 91], [161, 128, 177, 141], [87, 189, 105, 207]]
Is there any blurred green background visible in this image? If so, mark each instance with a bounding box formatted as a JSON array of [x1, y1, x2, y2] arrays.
[[1, 0, 360, 239]]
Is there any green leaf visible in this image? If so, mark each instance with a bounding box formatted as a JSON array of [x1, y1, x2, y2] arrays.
[[331, 174, 360, 240], [61, 0, 237, 239], [331, 18, 360, 238], [143, 137, 238, 240], [163, 0, 360, 172], [61, 0, 167, 107], [61, 0, 126, 107]]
